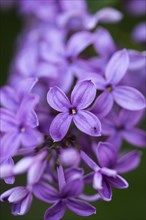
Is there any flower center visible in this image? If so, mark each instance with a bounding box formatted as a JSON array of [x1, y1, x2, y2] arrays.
[[106, 84, 113, 92], [19, 126, 25, 133], [67, 56, 74, 64], [70, 108, 77, 115]]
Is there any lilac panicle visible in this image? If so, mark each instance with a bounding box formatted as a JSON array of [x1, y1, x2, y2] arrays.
[[0, 1, 145, 219], [47, 80, 101, 141]]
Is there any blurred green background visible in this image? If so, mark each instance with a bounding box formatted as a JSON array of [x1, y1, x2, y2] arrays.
[[0, 0, 146, 219]]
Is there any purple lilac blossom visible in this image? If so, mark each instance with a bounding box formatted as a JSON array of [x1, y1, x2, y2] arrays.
[[0, 186, 33, 216], [47, 80, 101, 141], [33, 165, 96, 219], [90, 49, 146, 112], [132, 22, 146, 44], [81, 142, 129, 201], [0, 95, 43, 160], [124, 0, 146, 16], [101, 109, 146, 149]]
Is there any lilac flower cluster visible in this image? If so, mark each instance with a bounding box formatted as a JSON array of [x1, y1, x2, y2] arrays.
[[0, 1, 146, 220]]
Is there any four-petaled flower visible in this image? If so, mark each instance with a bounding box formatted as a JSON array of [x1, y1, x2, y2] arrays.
[[92, 49, 146, 114], [33, 165, 96, 220], [81, 142, 129, 201], [47, 80, 101, 141]]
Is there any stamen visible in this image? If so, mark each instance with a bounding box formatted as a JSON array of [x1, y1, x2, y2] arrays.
[[106, 85, 112, 92], [20, 127, 25, 133], [71, 108, 77, 115]]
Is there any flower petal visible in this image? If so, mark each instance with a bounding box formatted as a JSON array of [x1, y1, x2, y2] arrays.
[[50, 113, 72, 141], [71, 80, 96, 109], [122, 128, 146, 147], [0, 132, 20, 160], [26, 110, 39, 128], [44, 201, 66, 220], [47, 87, 70, 112], [98, 179, 112, 201], [96, 7, 123, 23], [107, 134, 122, 151], [66, 32, 93, 57], [0, 188, 16, 201], [27, 160, 47, 185], [13, 157, 34, 175], [101, 167, 117, 177], [17, 193, 33, 215], [113, 86, 146, 110], [21, 127, 43, 148], [93, 27, 116, 57], [79, 193, 101, 202], [90, 91, 114, 118], [81, 151, 98, 171], [73, 110, 101, 136], [8, 187, 28, 203], [2, 158, 15, 184], [93, 172, 103, 190], [57, 165, 66, 191], [116, 150, 142, 174], [61, 179, 84, 198], [107, 175, 129, 189], [91, 74, 107, 90], [105, 49, 129, 84], [33, 182, 59, 203], [65, 168, 83, 182], [0, 86, 19, 111], [96, 142, 117, 168], [119, 109, 143, 128], [0, 108, 17, 132], [67, 198, 96, 216], [15, 77, 38, 93]]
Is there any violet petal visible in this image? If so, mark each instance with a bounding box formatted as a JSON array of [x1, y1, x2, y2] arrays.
[[73, 110, 101, 136], [67, 198, 96, 216], [47, 86, 71, 112], [71, 80, 96, 109], [105, 49, 129, 84], [50, 112, 72, 141], [113, 85, 146, 110], [44, 201, 66, 220]]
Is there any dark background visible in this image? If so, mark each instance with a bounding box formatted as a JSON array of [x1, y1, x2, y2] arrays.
[[0, 0, 146, 219]]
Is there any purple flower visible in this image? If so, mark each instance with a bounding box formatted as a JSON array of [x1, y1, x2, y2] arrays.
[[132, 22, 146, 44], [81, 142, 129, 201], [0, 77, 38, 112], [102, 109, 146, 149], [125, 0, 146, 16], [58, 4, 123, 30], [0, 95, 43, 160], [121, 50, 146, 95], [93, 27, 116, 58], [60, 147, 80, 167], [18, 0, 58, 22], [93, 49, 146, 112], [13, 150, 47, 185], [0, 186, 33, 216], [33, 165, 96, 219], [0, 158, 15, 184], [47, 80, 101, 141]]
